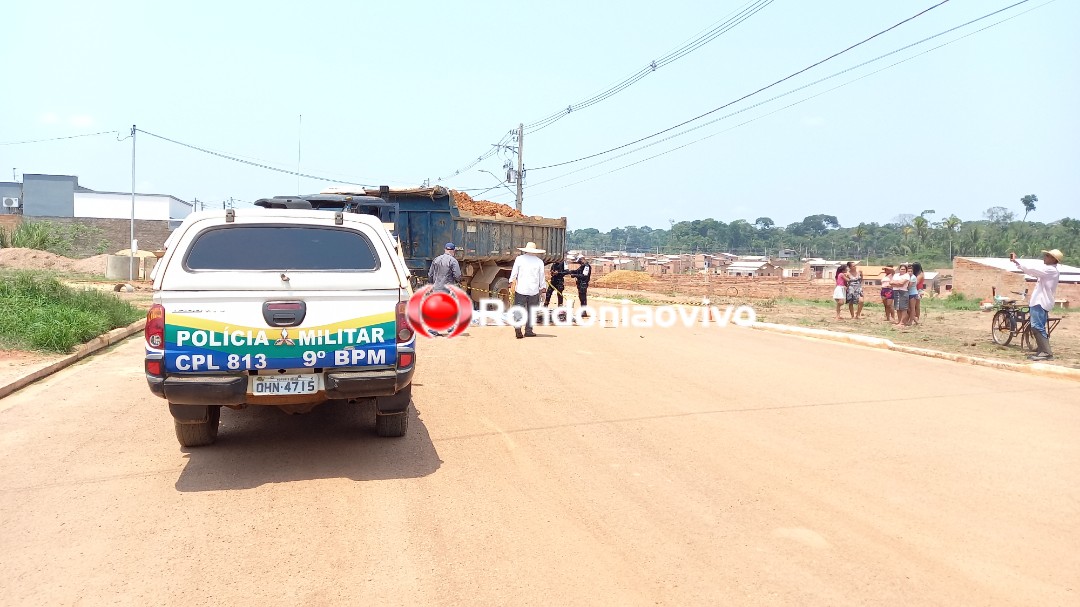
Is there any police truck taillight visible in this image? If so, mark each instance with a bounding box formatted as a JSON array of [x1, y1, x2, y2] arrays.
[[145, 304, 165, 349], [396, 300, 413, 342]]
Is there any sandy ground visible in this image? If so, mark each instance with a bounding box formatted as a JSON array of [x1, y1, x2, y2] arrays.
[[590, 287, 1079, 368], [1, 327, 1078, 606], [0, 350, 55, 380]]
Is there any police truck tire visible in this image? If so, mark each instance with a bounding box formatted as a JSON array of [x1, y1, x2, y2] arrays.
[[173, 405, 221, 447], [375, 405, 410, 438]]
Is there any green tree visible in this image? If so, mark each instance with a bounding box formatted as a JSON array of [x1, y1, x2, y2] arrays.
[[912, 215, 930, 245], [1020, 194, 1038, 222], [984, 206, 1014, 226], [942, 214, 962, 259]]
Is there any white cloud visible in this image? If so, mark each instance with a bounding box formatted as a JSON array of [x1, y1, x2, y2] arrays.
[[801, 116, 825, 128], [40, 112, 60, 124], [68, 115, 95, 127]]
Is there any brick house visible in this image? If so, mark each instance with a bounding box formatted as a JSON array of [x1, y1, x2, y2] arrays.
[[952, 256, 1080, 307], [804, 259, 849, 280], [726, 260, 784, 277]]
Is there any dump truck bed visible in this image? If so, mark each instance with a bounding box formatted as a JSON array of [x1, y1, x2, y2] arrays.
[[321, 186, 567, 276]]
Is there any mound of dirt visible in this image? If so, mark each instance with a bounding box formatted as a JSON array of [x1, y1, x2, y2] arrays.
[[0, 248, 79, 272], [451, 190, 525, 218], [0, 248, 113, 275], [595, 270, 655, 288], [113, 249, 158, 258], [71, 254, 113, 275]]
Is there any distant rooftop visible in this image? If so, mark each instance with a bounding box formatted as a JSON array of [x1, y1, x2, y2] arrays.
[[962, 256, 1080, 284]]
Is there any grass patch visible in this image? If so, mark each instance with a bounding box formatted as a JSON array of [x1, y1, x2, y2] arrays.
[[0, 220, 109, 256], [619, 295, 656, 305], [0, 270, 144, 352], [924, 292, 981, 311]]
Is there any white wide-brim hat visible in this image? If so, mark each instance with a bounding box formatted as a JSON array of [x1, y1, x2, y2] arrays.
[[518, 241, 546, 254], [1042, 248, 1064, 262]]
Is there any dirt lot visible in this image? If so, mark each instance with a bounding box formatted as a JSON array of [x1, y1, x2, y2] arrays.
[[590, 287, 1079, 369], [2, 320, 1078, 605]]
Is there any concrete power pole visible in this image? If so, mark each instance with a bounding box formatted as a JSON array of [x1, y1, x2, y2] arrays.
[[515, 123, 524, 213], [129, 125, 136, 281]]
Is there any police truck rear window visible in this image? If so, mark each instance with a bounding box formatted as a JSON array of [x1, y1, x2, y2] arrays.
[[185, 226, 380, 271]]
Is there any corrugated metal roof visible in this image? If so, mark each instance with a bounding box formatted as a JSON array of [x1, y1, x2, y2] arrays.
[[962, 257, 1080, 283], [728, 261, 768, 269]]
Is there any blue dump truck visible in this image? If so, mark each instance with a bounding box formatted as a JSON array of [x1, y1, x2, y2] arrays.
[[259, 186, 567, 304]]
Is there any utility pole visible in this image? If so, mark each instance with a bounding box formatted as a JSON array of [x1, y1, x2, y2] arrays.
[[129, 125, 136, 281], [515, 123, 523, 212], [297, 114, 302, 195]]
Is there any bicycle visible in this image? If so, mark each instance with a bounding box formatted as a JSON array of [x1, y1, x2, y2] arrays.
[[990, 290, 1028, 346], [990, 288, 1061, 350]]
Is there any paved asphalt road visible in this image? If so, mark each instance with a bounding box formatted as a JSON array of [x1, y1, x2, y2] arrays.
[[1, 323, 1077, 606]]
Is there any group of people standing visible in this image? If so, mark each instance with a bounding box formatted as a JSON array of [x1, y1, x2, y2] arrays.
[[833, 261, 925, 327], [879, 262, 925, 326], [427, 241, 592, 339], [507, 244, 592, 338]]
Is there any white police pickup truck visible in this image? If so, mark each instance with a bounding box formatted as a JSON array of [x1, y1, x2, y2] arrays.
[[144, 197, 416, 447]]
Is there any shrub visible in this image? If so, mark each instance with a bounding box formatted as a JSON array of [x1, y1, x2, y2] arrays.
[[0, 270, 144, 352]]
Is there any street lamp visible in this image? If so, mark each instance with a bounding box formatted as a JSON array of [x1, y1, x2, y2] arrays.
[[479, 170, 517, 198]]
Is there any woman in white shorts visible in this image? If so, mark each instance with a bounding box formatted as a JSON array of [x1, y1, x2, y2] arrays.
[[833, 264, 848, 320], [891, 264, 911, 326]]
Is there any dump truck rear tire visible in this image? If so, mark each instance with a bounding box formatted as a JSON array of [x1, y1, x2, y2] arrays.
[[490, 277, 512, 307]]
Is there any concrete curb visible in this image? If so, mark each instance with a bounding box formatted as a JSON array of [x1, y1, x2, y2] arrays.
[[0, 319, 146, 400], [750, 321, 1080, 382]]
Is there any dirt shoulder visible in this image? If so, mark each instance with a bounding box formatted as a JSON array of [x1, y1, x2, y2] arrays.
[[0, 350, 63, 390], [590, 287, 1079, 369]]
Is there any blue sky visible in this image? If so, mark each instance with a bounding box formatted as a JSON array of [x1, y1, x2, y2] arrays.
[[3, 0, 1077, 232]]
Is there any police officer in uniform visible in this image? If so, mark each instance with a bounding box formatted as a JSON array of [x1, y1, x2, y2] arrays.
[[569, 254, 591, 316], [545, 254, 570, 307]]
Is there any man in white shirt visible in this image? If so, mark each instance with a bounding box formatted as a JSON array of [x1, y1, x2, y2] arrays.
[[508, 242, 547, 339], [1011, 248, 1063, 361]]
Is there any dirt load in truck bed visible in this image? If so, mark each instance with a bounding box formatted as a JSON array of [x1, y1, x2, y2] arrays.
[[450, 190, 525, 219]]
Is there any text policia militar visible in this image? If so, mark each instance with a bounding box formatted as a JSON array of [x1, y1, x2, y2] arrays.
[[174, 327, 388, 348], [472, 300, 757, 328]]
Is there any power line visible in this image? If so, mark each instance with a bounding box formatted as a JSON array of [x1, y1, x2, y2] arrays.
[[431, 1, 773, 183], [523, 0, 775, 134], [136, 128, 380, 187], [0, 130, 119, 146], [521, 0, 1039, 191], [434, 129, 516, 183], [532, 0, 953, 171], [515, 0, 1053, 201]]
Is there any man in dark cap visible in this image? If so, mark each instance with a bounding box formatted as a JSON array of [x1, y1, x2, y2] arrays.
[[568, 254, 592, 317], [429, 242, 462, 292], [426, 242, 463, 336]]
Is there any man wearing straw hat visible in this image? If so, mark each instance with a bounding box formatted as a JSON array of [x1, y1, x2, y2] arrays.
[[1011, 248, 1063, 361], [509, 241, 547, 339]]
